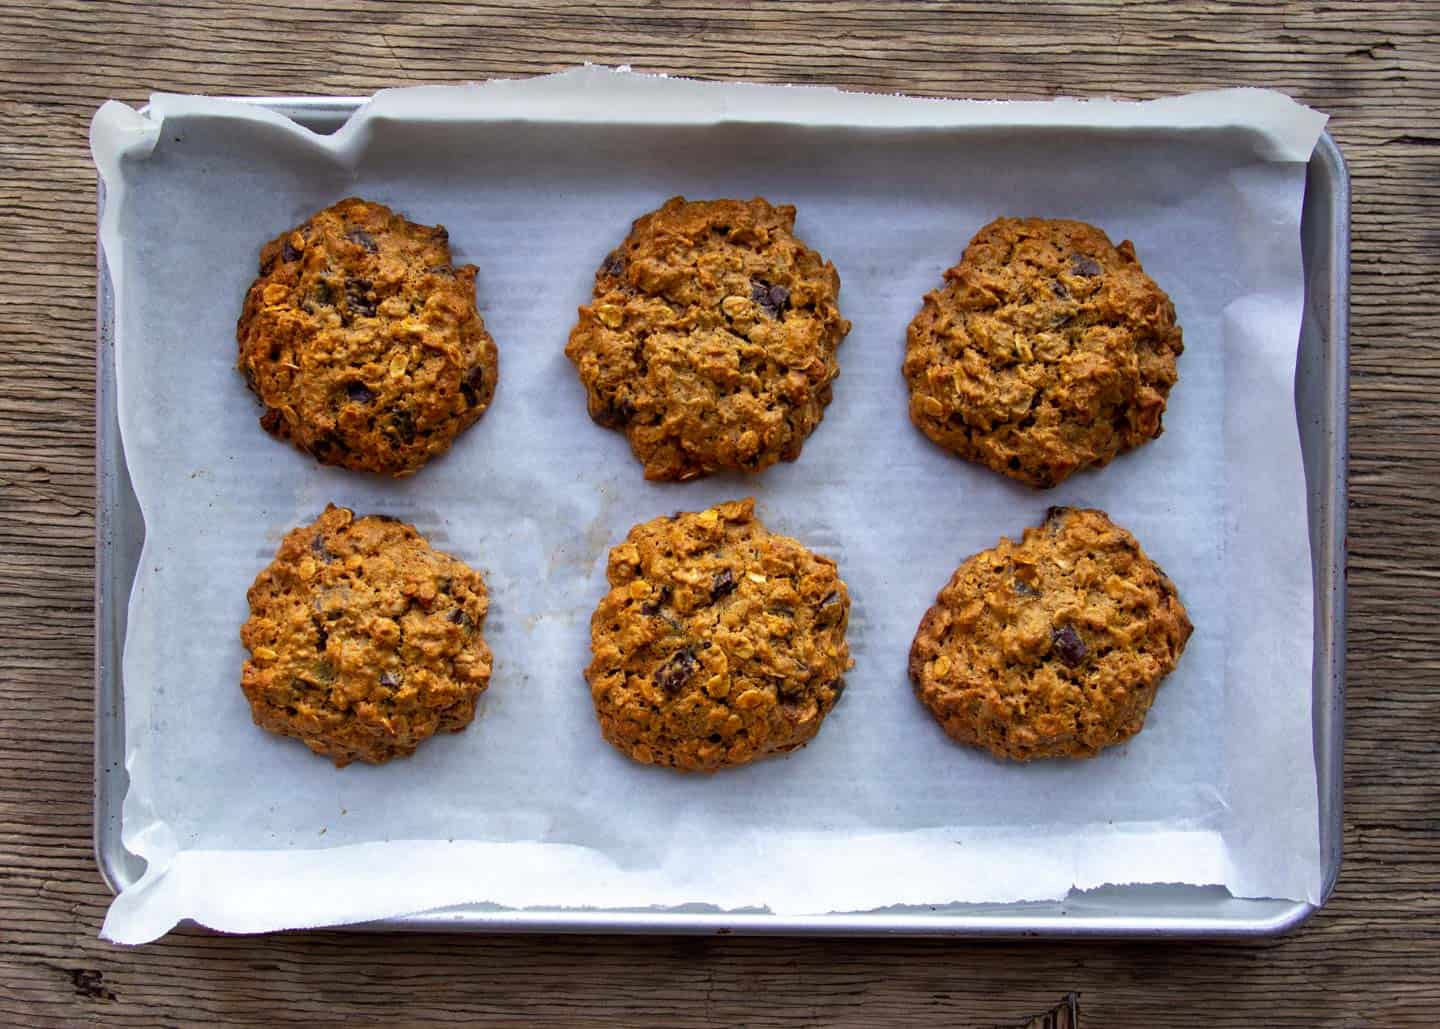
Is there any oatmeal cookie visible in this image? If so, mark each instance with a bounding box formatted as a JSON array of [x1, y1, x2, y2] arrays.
[[904, 217, 1182, 487], [240, 504, 493, 766], [909, 506, 1191, 760], [236, 197, 498, 476], [586, 498, 851, 771], [565, 197, 850, 480]]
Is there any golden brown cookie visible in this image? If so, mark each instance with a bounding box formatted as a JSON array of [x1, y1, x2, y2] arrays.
[[904, 217, 1183, 487], [586, 498, 851, 772], [240, 504, 493, 766], [565, 197, 851, 480], [237, 197, 498, 477], [909, 507, 1191, 760]]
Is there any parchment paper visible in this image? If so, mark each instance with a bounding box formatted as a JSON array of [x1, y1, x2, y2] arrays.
[[90, 68, 1327, 943]]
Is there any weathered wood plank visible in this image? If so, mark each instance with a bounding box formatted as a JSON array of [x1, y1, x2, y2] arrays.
[[2, 0, 1438, 1025]]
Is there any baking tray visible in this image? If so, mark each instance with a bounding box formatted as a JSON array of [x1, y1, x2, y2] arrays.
[[94, 96, 1349, 938]]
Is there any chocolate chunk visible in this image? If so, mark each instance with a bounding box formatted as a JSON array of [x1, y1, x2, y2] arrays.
[[1070, 254, 1103, 277], [309, 282, 334, 308], [460, 365, 486, 406], [387, 408, 416, 444], [654, 648, 698, 695], [345, 381, 375, 404], [710, 568, 737, 602], [379, 671, 400, 689], [346, 279, 377, 317], [601, 251, 626, 278], [313, 619, 329, 652], [448, 608, 474, 629], [307, 433, 342, 458], [640, 585, 672, 616], [347, 229, 378, 252], [1013, 579, 1039, 597], [1050, 279, 1070, 299], [311, 534, 335, 563], [828, 678, 846, 698], [281, 240, 302, 262], [751, 280, 790, 318], [775, 678, 804, 700], [1051, 625, 1089, 667], [438, 577, 452, 596], [594, 396, 635, 428], [1044, 506, 1071, 526], [259, 407, 283, 434]]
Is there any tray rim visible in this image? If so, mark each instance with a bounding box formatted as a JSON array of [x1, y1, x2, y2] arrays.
[[93, 95, 1349, 939]]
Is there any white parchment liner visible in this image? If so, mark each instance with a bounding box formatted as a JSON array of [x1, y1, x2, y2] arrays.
[[91, 68, 1326, 943]]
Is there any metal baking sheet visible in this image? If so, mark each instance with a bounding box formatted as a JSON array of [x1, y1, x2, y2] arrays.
[[94, 96, 1348, 938]]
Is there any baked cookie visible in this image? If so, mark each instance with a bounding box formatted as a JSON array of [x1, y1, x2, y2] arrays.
[[565, 197, 851, 480], [236, 197, 498, 477], [904, 217, 1183, 487], [240, 504, 493, 766], [586, 498, 851, 771], [909, 506, 1191, 760]]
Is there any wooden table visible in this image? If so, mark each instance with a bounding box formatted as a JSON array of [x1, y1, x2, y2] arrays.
[[3, 2, 1436, 1024]]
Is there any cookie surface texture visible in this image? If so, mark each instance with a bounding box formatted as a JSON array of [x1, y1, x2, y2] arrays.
[[240, 504, 493, 766], [904, 217, 1182, 487], [586, 498, 851, 771], [565, 196, 851, 480], [237, 197, 498, 476], [909, 506, 1191, 760]]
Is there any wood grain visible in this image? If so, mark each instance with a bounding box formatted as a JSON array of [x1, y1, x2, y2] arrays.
[[2, 1, 1438, 1025]]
